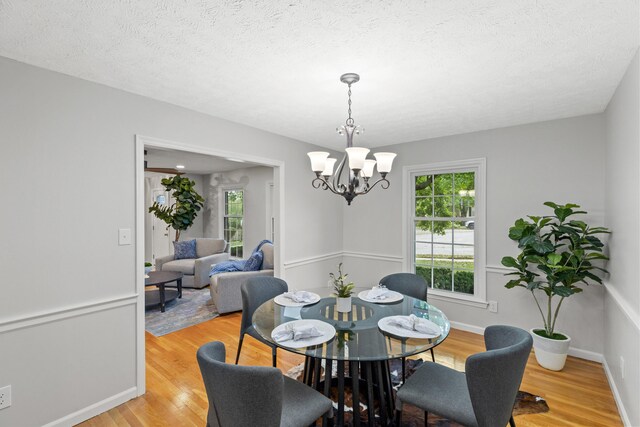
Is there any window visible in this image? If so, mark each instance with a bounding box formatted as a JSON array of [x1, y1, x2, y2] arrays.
[[224, 189, 244, 258], [405, 159, 485, 304]]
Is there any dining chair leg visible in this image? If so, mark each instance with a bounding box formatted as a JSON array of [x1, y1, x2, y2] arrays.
[[235, 334, 244, 365], [394, 408, 402, 427], [429, 348, 435, 362], [424, 410, 429, 427], [401, 357, 406, 383], [509, 415, 516, 427], [272, 346, 277, 367]]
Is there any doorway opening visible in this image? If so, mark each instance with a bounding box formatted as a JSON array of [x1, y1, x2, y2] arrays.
[[135, 135, 284, 394]]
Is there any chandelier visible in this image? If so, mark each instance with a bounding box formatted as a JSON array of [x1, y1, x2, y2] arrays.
[[307, 73, 396, 205]]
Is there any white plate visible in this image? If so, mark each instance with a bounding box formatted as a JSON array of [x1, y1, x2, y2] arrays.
[[378, 316, 441, 339], [274, 292, 321, 307], [271, 319, 336, 348], [357, 290, 404, 304]]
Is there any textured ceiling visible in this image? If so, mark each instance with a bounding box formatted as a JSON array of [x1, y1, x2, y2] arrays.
[[0, 1, 638, 150]]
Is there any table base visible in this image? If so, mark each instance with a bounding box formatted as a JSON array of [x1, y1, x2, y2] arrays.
[[145, 289, 179, 312], [302, 356, 396, 427]]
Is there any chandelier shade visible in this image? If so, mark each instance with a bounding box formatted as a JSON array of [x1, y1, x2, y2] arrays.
[[307, 73, 396, 205]]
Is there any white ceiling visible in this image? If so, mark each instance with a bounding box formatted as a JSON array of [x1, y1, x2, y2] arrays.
[[145, 147, 260, 175], [0, 1, 637, 150]]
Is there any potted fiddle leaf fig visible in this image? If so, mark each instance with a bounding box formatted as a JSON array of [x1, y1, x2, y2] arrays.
[[501, 202, 609, 371], [330, 263, 355, 313], [148, 174, 205, 241]]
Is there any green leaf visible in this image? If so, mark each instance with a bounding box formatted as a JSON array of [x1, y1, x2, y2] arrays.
[[554, 286, 575, 297], [501, 256, 519, 268], [547, 253, 562, 265]]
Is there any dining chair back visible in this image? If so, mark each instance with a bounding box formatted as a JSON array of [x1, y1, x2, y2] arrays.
[[395, 325, 533, 427], [380, 272, 434, 367], [198, 341, 332, 427], [236, 276, 288, 366], [379, 273, 428, 301], [465, 325, 533, 427]]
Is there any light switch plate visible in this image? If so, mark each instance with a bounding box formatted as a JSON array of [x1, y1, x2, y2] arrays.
[[0, 385, 11, 410], [119, 228, 132, 245]]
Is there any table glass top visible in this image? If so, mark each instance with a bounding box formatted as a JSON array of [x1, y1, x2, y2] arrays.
[[252, 287, 450, 361]]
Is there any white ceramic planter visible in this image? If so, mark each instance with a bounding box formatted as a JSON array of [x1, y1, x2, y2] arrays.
[[530, 328, 571, 371], [336, 297, 352, 313], [145, 266, 153, 276]]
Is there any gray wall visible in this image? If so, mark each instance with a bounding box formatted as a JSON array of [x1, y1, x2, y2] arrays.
[[0, 56, 343, 426], [203, 166, 274, 255], [341, 114, 607, 356], [604, 48, 640, 427]]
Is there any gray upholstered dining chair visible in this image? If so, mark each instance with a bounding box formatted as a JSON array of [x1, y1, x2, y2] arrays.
[[379, 273, 435, 365], [236, 276, 288, 367], [395, 325, 533, 427], [198, 341, 333, 427]]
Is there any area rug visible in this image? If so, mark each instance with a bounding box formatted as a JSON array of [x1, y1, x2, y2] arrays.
[[287, 359, 549, 426], [145, 288, 219, 336]]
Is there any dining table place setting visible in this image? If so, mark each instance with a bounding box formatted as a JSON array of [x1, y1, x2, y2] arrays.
[[270, 319, 336, 348], [378, 314, 442, 339], [274, 290, 321, 307], [357, 284, 404, 303]]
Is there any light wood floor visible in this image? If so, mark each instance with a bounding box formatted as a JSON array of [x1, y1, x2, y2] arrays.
[[79, 312, 622, 426]]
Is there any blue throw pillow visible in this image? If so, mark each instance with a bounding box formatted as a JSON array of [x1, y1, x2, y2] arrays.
[[243, 250, 264, 271], [173, 239, 197, 260]]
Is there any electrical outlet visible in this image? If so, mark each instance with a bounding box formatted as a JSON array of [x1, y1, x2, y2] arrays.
[[0, 385, 11, 410], [620, 356, 625, 379], [488, 300, 498, 313]]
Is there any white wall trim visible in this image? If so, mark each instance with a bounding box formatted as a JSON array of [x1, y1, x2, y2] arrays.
[[342, 251, 403, 262], [603, 280, 640, 332], [449, 321, 603, 362], [0, 295, 137, 334], [284, 252, 342, 269], [603, 358, 632, 427], [486, 264, 512, 274], [42, 387, 138, 427], [449, 320, 486, 335]]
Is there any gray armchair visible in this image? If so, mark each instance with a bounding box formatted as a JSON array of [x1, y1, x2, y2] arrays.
[[197, 341, 333, 427], [156, 238, 229, 289], [395, 325, 533, 427], [210, 242, 275, 313]]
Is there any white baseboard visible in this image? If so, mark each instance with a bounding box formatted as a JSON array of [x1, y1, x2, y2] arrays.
[[567, 347, 603, 363], [42, 387, 138, 427], [603, 358, 632, 426], [449, 320, 486, 335], [449, 321, 603, 362]]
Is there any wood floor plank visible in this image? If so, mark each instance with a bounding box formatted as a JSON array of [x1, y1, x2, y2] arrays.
[[77, 313, 622, 426]]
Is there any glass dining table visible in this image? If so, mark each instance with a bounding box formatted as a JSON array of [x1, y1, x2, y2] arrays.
[[253, 287, 451, 426]]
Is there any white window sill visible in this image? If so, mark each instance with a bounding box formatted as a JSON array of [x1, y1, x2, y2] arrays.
[[427, 290, 488, 309]]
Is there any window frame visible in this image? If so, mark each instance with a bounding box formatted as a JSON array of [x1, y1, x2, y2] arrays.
[[402, 158, 487, 307], [221, 187, 245, 258]]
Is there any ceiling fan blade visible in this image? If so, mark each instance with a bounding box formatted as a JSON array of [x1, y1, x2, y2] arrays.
[[144, 167, 182, 174]]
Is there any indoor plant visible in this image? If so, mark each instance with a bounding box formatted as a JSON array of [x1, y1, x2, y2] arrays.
[[144, 262, 153, 276], [501, 202, 609, 370], [148, 174, 205, 241], [330, 263, 355, 313]]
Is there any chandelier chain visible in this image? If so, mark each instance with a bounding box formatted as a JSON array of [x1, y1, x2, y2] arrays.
[[346, 84, 354, 126]]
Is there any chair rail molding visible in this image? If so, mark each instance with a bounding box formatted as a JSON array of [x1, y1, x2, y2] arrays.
[[602, 280, 640, 332], [283, 252, 342, 269], [0, 294, 138, 334]]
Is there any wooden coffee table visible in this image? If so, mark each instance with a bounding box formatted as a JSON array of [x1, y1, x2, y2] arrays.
[[145, 271, 183, 312]]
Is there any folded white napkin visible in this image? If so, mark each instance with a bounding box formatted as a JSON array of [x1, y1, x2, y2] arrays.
[[283, 291, 315, 303], [387, 314, 440, 335], [367, 285, 390, 300], [272, 324, 324, 343]]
